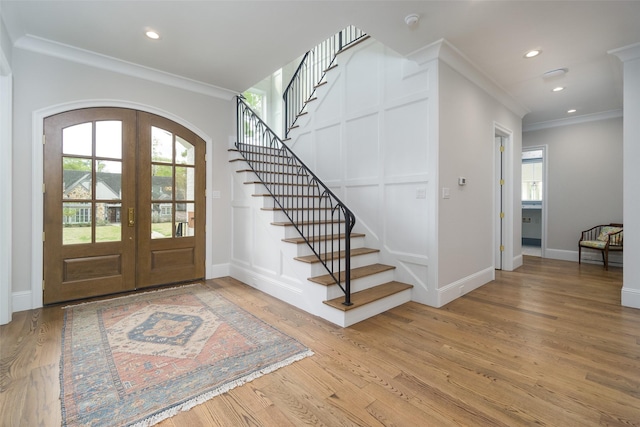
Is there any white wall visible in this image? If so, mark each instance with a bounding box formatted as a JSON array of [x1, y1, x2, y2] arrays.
[[10, 48, 235, 311], [437, 59, 522, 299], [611, 43, 640, 309], [523, 117, 623, 262], [285, 39, 437, 306], [0, 11, 13, 324]]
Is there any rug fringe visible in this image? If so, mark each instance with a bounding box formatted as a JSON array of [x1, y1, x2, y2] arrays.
[[130, 349, 314, 427], [60, 283, 202, 310]]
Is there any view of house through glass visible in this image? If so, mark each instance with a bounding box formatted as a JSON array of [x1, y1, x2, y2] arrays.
[[62, 120, 123, 245]]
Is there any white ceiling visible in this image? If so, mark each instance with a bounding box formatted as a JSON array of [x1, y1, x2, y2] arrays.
[[2, 1, 640, 127]]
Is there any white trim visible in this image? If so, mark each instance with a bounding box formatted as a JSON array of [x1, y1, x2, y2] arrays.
[[31, 100, 214, 311], [15, 34, 237, 101], [12, 291, 32, 313], [608, 42, 640, 62], [621, 287, 640, 309], [523, 109, 623, 132], [494, 122, 515, 271], [0, 50, 12, 324], [408, 39, 529, 119], [438, 267, 495, 307]]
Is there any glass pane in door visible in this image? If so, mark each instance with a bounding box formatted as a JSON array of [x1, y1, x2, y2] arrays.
[[62, 123, 92, 156], [63, 158, 92, 200], [152, 126, 173, 163], [62, 202, 92, 245], [95, 121, 123, 159]]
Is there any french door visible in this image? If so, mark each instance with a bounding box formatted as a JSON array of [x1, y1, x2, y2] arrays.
[[43, 108, 205, 304]]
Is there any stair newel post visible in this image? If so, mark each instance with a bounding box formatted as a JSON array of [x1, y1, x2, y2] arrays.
[[343, 208, 353, 307]]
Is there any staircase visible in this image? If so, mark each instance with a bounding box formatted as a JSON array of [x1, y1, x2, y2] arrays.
[[229, 27, 412, 327], [229, 143, 413, 327]]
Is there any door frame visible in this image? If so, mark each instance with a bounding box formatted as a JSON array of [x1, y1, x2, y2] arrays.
[[30, 100, 213, 309], [494, 122, 515, 271]]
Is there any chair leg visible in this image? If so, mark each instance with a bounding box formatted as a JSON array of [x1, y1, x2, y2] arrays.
[[579, 246, 582, 264], [603, 250, 608, 271]]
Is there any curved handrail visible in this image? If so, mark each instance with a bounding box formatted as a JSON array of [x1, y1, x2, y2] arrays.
[[236, 96, 356, 305]]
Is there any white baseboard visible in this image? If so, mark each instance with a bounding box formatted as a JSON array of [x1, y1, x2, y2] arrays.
[[544, 248, 623, 267], [437, 267, 494, 307], [544, 248, 577, 262], [622, 287, 640, 309], [209, 263, 230, 279], [13, 291, 33, 313]]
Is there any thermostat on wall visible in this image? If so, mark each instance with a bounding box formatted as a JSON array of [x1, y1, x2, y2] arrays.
[[458, 177, 467, 186]]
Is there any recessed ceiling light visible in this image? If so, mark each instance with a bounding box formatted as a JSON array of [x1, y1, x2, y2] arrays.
[[524, 49, 542, 59], [552, 86, 565, 92], [145, 30, 160, 40], [567, 109, 577, 113]]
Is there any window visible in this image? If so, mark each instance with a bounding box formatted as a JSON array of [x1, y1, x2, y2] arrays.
[[522, 150, 543, 202]]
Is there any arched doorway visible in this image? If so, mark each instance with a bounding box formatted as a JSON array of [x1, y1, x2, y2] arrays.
[[43, 108, 206, 304]]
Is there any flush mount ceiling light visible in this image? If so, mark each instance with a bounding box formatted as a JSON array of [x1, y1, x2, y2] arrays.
[[405, 13, 420, 26], [145, 30, 160, 40], [543, 68, 568, 79], [552, 86, 565, 92], [567, 109, 577, 113], [524, 49, 542, 59]]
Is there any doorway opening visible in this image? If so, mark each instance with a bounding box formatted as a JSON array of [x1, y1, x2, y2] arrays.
[[43, 108, 206, 304], [522, 146, 546, 257]]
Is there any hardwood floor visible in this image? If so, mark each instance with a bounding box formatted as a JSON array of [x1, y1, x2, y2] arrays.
[[1, 257, 638, 426]]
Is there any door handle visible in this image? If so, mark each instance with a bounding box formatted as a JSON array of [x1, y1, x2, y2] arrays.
[[128, 207, 135, 227]]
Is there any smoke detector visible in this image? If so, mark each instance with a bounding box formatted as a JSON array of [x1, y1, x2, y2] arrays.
[[405, 14, 420, 26]]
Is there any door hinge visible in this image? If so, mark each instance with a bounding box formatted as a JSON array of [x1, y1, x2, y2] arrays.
[[500, 179, 504, 186], [499, 145, 504, 152], [42, 134, 46, 145], [42, 183, 46, 193], [42, 232, 45, 242], [42, 280, 45, 291], [500, 245, 505, 252], [500, 212, 505, 219]]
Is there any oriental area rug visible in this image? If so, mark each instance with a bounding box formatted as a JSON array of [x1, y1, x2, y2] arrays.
[[60, 284, 313, 427]]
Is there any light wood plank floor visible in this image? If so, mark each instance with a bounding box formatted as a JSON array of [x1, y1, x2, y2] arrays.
[[1, 257, 638, 426]]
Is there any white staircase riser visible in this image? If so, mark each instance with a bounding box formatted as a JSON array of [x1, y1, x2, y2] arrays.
[[339, 288, 413, 328], [259, 195, 338, 210], [273, 223, 348, 239], [281, 235, 366, 258], [304, 252, 380, 277], [267, 209, 338, 223], [247, 182, 333, 197], [324, 270, 396, 300]]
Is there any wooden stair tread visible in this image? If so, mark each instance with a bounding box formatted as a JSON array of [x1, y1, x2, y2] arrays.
[[245, 181, 312, 187], [283, 232, 365, 244], [236, 169, 301, 176], [261, 207, 332, 211], [308, 263, 396, 286], [271, 220, 345, 227], [295, 247, 379, 264], [253, 193, 327, 198], [323, 281, 413, 311]]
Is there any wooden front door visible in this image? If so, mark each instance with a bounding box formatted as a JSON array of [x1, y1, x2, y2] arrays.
[[43, 108, 205, 304]]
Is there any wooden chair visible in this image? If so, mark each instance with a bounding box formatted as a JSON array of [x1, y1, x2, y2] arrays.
[[578, 223, 623, 270]]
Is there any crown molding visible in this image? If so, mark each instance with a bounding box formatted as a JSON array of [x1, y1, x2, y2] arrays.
[[14, 34, 237, 100], [407, 38, 530, 119], [609, 42, 640, 63], [523, 109, 623, 132]]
